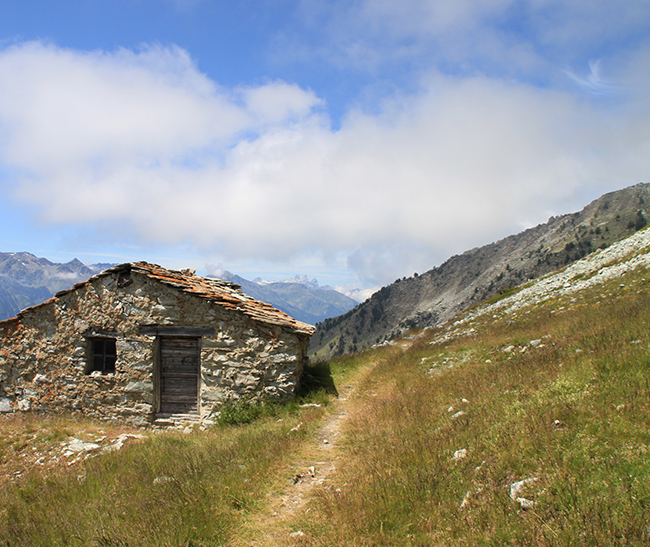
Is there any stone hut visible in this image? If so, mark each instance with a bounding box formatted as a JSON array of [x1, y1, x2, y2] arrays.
[[0, 262, 315, 426]]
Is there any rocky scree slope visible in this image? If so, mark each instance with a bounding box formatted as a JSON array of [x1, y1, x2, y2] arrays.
[[310, 182, 650, 359], [431, 221, 650, 348]]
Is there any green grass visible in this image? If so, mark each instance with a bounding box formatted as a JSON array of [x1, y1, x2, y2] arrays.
[[0, 389, 340, 546], [0, 356, 364, 547], [2, 420, 300, 546]]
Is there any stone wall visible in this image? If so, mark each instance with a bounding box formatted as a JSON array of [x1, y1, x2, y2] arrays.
[[0, 271, 310, 426]]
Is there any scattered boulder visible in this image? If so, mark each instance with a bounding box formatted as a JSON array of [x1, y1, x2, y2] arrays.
[[510, 477, 539, 500], [459, 491, 471, 509], [64, 438, 101, 454]]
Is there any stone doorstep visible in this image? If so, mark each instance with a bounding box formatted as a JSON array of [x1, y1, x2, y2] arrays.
[[153, 412, 201, 427]]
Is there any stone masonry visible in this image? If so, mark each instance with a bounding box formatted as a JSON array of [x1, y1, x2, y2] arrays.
[[0, 263, 314, 426]]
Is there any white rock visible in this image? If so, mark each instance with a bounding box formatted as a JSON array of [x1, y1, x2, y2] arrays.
[[17, 399, 30, 411], [33, 373, 49, 385], [516, 497, 535, 510], [104, 433, 145, 452], [510, 477, 539, 500], [65, 438, 100, 453], [453, 448, 468, 460], [460, 491, 471, 509]]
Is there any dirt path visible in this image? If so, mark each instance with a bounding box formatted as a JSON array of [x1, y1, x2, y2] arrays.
[[235, 365, 374, 546]]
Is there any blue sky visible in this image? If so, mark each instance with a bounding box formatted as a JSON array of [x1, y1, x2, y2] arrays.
[[1, 1, 649, 296]]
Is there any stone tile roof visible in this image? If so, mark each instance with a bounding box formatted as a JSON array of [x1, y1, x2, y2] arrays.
[[122, 262, 315, 335], [1, 262, 316, 336]]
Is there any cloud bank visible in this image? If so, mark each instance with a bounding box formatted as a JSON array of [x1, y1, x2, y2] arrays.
[[0, 25, 649, 286]]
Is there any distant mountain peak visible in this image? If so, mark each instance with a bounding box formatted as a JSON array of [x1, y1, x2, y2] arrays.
[[251, 274, 320, 289]]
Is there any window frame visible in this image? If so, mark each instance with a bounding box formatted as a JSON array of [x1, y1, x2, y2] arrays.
[[87, 336, 118, 375]]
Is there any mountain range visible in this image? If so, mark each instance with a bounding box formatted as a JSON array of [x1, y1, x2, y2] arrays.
[[309, 182, 650, 359]]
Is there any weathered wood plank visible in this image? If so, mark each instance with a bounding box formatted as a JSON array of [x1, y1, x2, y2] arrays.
[[159, 336, 200, 414]]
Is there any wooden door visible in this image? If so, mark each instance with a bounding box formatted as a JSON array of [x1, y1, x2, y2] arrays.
[[159, 337, 200, 414]]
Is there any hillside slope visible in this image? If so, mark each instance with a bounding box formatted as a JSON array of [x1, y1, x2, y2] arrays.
[[310, 182, 650, 359], [295, 223, 650, 546]]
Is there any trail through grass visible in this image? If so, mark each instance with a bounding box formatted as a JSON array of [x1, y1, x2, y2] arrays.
[[231, 352, 383, 546]]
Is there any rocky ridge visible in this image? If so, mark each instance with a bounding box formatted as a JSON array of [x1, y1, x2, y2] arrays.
[[310, 182, 650, 359]]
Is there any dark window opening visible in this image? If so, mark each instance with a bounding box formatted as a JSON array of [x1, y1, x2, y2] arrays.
[[90, 338, 117, 374], [117, 271, 132, 288]]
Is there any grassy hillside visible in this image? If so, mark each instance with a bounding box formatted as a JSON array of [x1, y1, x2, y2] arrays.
[[2, 229, 650, 545], [295, 259, 650, 545]]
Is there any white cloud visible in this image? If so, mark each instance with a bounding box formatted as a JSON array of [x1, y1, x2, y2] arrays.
[[565, 60, 617, 95], [243, 81, 323, 124], [0, 41, 649, 288]]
